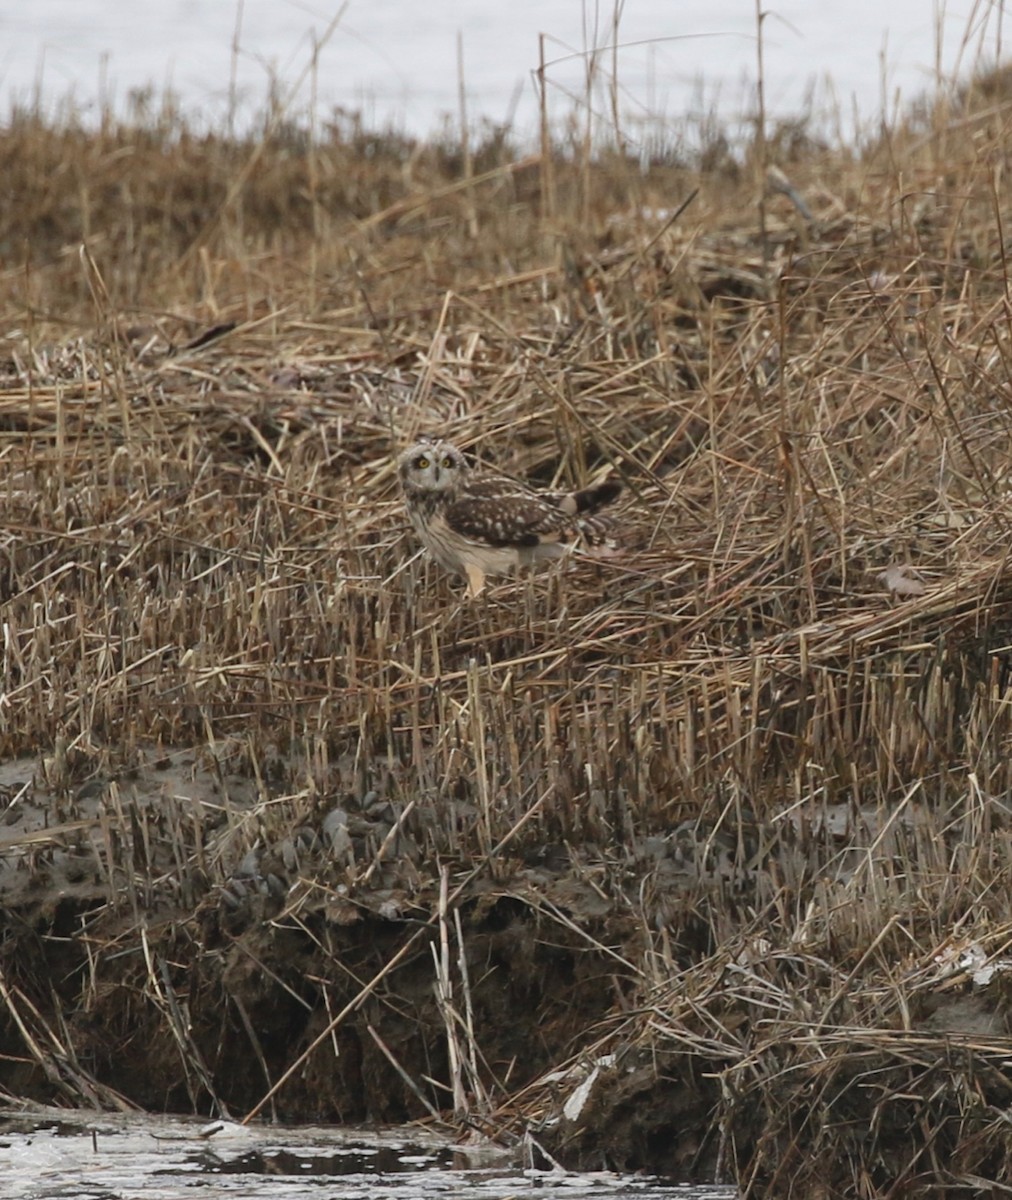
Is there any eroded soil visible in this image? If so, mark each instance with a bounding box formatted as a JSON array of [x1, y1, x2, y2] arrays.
[[3, 742, 1010, 1191], [0, 743, 731, 1176]]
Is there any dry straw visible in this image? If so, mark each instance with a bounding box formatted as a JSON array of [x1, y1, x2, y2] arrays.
[[2, 37, 1012, 1198]]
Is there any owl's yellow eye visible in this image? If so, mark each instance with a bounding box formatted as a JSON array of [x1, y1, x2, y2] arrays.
[[415, 456, 430, 469], [442, 455, 455, 468]]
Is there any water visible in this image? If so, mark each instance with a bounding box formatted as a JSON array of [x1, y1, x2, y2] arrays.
[[1, 1108, 737, 1200], [0, 1, 1004, 140]]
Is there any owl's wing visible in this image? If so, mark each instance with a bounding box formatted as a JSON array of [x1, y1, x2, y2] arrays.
[[442, 494, 574, 548]]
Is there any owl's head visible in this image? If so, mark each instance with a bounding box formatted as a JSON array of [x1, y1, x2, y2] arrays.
[[397, 438, 467, 494]]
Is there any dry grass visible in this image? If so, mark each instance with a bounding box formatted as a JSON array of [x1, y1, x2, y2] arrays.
[[4, 59, 1012, 1197]]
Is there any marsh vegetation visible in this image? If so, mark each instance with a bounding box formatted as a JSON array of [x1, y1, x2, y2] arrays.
[[2, 57, 1012, 1198]]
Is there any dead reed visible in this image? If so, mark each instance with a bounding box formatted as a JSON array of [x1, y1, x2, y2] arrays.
[[3, 60, 1012, 1197]]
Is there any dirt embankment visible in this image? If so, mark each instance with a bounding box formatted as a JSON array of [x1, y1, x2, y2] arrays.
[[1, 745, 720, 1172]]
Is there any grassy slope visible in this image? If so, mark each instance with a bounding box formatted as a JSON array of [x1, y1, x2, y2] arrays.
[[3, 70, 1012, 1195]]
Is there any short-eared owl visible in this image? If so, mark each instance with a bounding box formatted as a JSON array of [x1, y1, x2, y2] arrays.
[[398, 437, 622, 596]]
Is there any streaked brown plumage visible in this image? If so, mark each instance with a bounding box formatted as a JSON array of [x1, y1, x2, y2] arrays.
[[397, 437, 621, 596]]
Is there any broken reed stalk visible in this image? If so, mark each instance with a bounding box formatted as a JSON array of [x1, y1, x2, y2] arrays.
[[230, 993, 278, 1122], [467, 658, 494, 858], [359, 798, 416, 886], [753, 0, 769, 260], [433, 865, 467, 1117], [537, 32, 555, 223], [0, 968, 135, 1112], [138, 925, 227, 1117], [456, 31, 478, 241], [241, 791, 551, 1122], [366, 1024, 443, 1122], [452, 905, 488, 1112]]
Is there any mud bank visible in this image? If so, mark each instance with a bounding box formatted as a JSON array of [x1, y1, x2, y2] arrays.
[[4, 740, 1010, 1194], [0, 745, 729, 1177]]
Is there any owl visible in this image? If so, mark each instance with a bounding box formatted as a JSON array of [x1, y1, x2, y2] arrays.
[[397, 437, 622, 596]]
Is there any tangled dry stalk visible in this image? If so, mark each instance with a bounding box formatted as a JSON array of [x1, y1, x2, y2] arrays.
[[3, 62, 1012, 1197]]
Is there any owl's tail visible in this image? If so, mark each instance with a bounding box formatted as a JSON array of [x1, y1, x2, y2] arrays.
[[575, 509, 625, 554], [571, 478, 622, 514], [570, 481, 624, 554], [547, 478, 624, 553]]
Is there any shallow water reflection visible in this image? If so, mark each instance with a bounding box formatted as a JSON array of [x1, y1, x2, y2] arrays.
[[2, 1108, 737, 1200]]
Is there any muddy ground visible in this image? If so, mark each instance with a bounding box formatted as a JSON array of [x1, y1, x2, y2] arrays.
[[0, 743, 734, 1176], [3, 743, 1009, 1189]]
